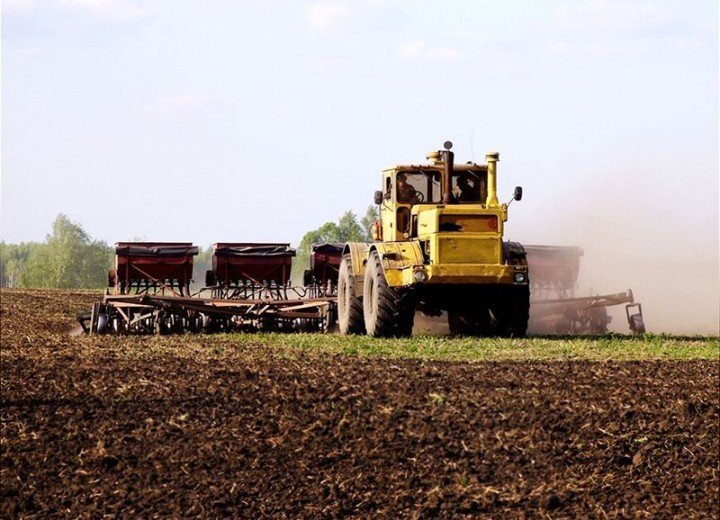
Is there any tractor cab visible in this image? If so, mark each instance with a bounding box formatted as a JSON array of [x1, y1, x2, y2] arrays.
[[374, 142, 512, 243]]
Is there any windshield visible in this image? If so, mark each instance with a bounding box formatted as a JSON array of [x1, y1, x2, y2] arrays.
[[396, 169, 441, 204], [451, 170, 486, 203]]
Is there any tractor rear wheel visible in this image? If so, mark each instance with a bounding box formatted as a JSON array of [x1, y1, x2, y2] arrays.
[[338, 254, 365, 334], [489, 285, 530, 337], [363, 251, 415, 337]]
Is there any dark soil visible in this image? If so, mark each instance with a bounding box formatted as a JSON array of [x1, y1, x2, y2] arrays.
[[1, 290, 719, 518]]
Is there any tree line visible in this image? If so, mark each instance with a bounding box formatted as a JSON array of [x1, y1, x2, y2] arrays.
[[1, 208, 379, 289], [290, 206, 378, 283], [1, 214, 113, 289]]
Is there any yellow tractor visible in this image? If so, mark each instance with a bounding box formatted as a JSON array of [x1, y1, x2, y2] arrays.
[[338, 141, 529, 337]]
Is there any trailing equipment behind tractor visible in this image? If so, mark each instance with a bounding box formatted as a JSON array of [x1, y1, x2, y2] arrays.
[[79, 242, 336, 334], [526, 245, 645, 334]]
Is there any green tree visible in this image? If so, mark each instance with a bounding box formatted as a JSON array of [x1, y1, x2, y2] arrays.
[[299, 222, 341, 248], [19, 214, 112, 288], [192, 245, 214, 290], [336, 211, 364, 242], [292, 210, 369, 284], [0, 242, 40, 288], [360, 205, 379, 242]]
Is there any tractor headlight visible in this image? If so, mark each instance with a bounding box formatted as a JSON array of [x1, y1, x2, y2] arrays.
[[413, 270, 428, 283], [514, 272, 527, 284]]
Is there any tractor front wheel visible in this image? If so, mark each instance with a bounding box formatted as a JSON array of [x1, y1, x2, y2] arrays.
[[363, 251, 415, 337]]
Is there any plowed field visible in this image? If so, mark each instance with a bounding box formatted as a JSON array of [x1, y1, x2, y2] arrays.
[[1, 290, 718, 518]]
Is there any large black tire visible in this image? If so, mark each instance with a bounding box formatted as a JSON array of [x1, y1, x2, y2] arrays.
[[96, 313, 109, 335], [363, 251, 415, 337], [338, 254, 365, 334], [496, 242, 530, 338], [489, 285, 530, 338]]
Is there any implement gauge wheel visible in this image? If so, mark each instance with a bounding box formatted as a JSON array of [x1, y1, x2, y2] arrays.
[[363, 250, 415, 338], [630, 313, 646, 334], [338, 254, 365, 334]]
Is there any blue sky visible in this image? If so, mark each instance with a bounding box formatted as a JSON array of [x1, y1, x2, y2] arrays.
[[2, 0, 718, 331]]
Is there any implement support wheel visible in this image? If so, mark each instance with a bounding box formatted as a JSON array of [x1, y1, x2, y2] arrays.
[[363, 250, 415, 338], [338, 254, 365, 334]]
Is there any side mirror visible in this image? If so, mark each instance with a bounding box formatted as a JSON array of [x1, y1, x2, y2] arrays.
[[513, 186, 523, 201], [374, 190, 383, 205]]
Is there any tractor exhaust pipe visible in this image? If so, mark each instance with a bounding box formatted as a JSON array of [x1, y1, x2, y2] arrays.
[[486, 152, 500, 206], [442, 141, 454, 204]]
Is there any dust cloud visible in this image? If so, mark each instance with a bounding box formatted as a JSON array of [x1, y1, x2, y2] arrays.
[[573, 243, 718, 336], [413, 312, 449, 335], [512, 158, 719, 336]]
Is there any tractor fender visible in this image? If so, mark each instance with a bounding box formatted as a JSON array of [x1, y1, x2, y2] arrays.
[[342, 242, 371, 294], [503, 241, 528, 267], [368, 242, 424, 288]]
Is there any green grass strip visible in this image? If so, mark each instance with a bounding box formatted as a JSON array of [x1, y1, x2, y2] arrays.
[[221, 332, 720, 362]]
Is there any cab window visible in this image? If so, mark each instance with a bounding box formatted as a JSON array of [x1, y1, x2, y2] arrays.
[[396, 170, 441, 204], [451, 170, 486, 203]]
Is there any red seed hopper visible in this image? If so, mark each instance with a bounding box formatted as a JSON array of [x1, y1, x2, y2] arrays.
[[303, 243, 344, 296], [109, 242, 199, 296], [207, 242, 295, 286], [82, 241, 335, 335]]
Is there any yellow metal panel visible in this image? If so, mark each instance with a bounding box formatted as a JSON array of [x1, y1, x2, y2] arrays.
[[424, 263, 518, 285], [434, 236, 502, 265], [381, 204, 395, 242], [345, 242, 370, 280], [417, 208, 439, 237], [372, 242, 424, 288]]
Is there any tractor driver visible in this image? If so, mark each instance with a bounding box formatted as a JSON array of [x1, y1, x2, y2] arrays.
[[397, 172, 419, 203], [456, 174, 480, 203]]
